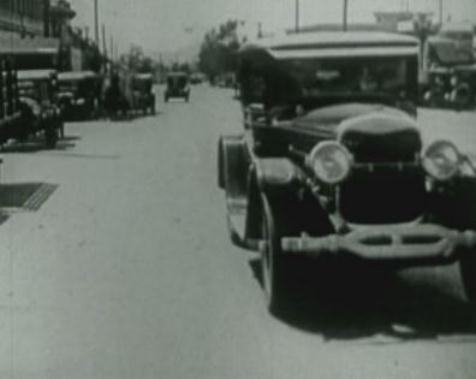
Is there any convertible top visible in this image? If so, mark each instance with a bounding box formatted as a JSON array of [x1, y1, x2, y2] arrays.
[[58, 71, 98, 81], [241, 31, 419, 60]]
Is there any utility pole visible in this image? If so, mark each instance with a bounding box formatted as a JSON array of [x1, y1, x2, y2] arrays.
[[110, 35, 114, 62], [295, 0, 300, 32], [343, 0, 348, 31], [94, 0, 99, 45], [43, 0, 50, 37], [438, 0, 443, 25], [102, 24, 107, 57]]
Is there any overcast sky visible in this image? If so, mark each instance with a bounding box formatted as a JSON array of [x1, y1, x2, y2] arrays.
[[69, 0, 476, 55]]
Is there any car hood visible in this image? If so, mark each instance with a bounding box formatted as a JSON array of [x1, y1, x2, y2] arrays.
[[290, 103, 418, 140]]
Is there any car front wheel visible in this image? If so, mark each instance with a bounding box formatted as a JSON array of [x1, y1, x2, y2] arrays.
[[45, 127, 58, 149], [460, 253, 476, 307], [260, 193, 291, 314]]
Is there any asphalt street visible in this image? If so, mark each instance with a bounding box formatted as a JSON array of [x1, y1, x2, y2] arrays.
[[0, 85, 475, 379]]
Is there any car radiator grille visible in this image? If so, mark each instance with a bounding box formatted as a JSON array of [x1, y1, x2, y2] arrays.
[[339, 129, 425, 224]]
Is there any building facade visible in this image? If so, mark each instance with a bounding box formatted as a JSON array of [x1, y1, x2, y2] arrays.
[[0, 0, 48, 36], [0, 0, 74, 38]]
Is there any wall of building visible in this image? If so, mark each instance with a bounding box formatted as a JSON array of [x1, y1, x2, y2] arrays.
[[0, 0, 47, 36]]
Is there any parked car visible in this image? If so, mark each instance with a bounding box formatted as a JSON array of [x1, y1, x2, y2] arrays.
[[218, 31, 476, 314], [0, 59, 22, 145], [16, 69, 63, 148], [131, 73, 156, 114], [57, 71, 101, 120], [421, 37, 476, 109], [164, 72, 190, 102]]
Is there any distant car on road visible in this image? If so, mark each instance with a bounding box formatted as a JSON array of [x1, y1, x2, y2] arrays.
[[164, 72, 190, 102], [131, 73, 156, 114], [57, 71, 102, 120], [17, 69, 63, 148], [190, 72, 206, 85], [218, 31, 476, 315]]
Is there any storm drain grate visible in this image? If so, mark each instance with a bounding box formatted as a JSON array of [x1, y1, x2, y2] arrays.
[[0, 183, 58, 211]]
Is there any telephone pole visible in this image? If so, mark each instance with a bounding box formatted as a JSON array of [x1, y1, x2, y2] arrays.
[[438, 0, 443, 25], [343, 0, 348, 31], [295, 0, 300, 32], [94, 0, 99, 45], [110, 35, 114, 62], [102, 24, 107, 57]]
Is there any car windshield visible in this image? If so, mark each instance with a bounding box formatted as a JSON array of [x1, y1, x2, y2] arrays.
[[59, 81, 79, 93], [283, 57, 410, 99], [167, 76, 187, 88], [133, 79, 152, 92], [18, 80, 51, 102], [60, 79, 97, 97]]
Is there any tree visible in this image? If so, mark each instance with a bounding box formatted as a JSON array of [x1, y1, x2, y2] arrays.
[[120, 44, 156, 73], [413, 14, 437, 69], [198, 20, 242, 81]]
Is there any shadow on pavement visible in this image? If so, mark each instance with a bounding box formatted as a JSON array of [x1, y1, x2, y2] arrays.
[[249, 258, 476, 341], [0, 182, 58, 211], [0, 135, 80, 153], [107, 111, 161, 123], [0, 212, 9, 226]]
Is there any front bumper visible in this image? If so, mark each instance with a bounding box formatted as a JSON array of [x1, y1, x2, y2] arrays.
[[279, 224, 476, 264]]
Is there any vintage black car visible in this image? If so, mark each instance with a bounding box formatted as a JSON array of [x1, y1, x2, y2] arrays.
[[421, 37, 476, 109], [57, 71, 101, 120], [131, 73, 156, 114], [218, 31, 476, 314], [164, 72, 190, 102], [0, 59, 22, 146], [17, 69, 63, 148]]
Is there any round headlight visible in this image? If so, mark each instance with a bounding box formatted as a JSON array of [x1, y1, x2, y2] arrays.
[[307, 141, 353, 184], [422, 140, 461, 181]]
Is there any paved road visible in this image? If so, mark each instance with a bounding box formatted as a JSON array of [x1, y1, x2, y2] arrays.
[[0, 85, 475, 379]]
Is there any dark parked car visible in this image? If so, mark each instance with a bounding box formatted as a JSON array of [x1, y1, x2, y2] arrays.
[[57, 71, 101, 120], [218, 31, 476, 314], [0, 59, 22, 145], [17, 69, 63, 148], [164, 72, 190, 102], [421, 37, 476, 109], [131, 73, 156, 114]]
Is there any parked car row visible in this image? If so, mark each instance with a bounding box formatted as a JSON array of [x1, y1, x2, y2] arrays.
[[0, 60, 165, 148]]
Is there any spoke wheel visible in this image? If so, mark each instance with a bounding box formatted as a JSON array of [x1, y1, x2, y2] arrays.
[[260, 194, 288, 314]]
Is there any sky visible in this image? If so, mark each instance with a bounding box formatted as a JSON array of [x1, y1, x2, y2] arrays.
[[69, 0, 476, 57]]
